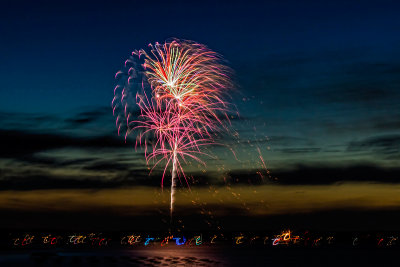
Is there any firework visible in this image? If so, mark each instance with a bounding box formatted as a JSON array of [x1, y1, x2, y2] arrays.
[[113, 39, 233, 218]]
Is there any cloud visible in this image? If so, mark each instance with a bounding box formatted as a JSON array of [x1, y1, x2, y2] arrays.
[[0, 165, 155, 190], [0, 129, 125, 159], [81, 161, 133, 171], [222, 164, 400, 185], [0, 174, 117, 190], [276, 148, 321, 154], [1, 104, 399, 192], [315, 60, 400, 106], [347, 135, 400, 159], [64, 109, 106, 125], [2, 153, 400, 190], [0, 111, 61, 130], [373, 118, 400, 131]]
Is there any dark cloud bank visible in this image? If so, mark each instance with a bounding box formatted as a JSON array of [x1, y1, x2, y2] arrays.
[[1, 107, 400, 190]]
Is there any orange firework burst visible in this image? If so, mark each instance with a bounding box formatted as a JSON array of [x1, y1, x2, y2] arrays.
[[113, 39, 233, 216]]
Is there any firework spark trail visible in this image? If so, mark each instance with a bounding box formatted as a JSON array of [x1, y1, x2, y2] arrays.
[[113, 39, 233, 219]]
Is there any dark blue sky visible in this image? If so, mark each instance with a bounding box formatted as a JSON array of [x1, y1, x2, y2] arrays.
[[0, 0, 400, 189], [1, 0, 399, 110]]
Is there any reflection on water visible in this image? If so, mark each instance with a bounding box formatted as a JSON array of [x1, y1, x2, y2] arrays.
[[2, 248, 225, 266], [2, 246, 400, 267]]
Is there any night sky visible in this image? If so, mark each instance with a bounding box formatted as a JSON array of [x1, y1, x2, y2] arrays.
[[1, 0, 400, 231]]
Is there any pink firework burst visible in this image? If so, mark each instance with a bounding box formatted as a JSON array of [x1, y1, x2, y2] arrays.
[[113, 39, 233, 216]]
